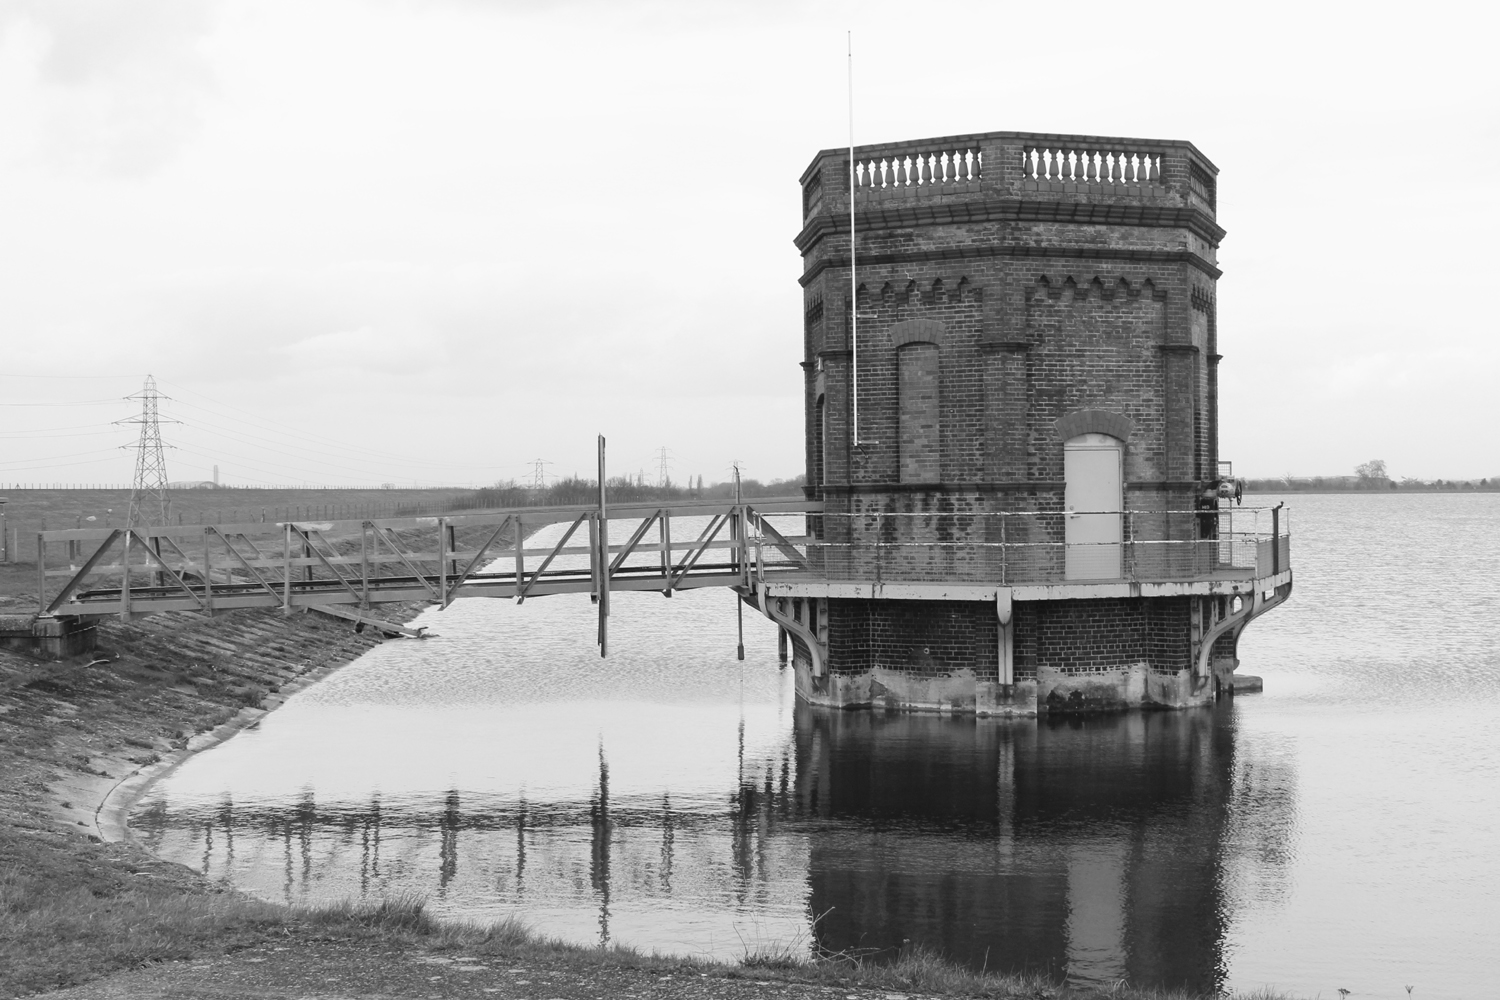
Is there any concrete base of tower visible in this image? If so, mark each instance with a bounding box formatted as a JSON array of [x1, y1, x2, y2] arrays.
[[790, 655, 1220, 716], [1037, 663, 1212, 713], [792, 655, 1041, 716]]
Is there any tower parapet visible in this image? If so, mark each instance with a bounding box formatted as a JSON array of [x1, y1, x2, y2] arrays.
[[759, 129, 1289, 715]]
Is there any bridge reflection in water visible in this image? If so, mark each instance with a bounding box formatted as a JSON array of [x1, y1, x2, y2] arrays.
[[132, 704, 1293, 992]]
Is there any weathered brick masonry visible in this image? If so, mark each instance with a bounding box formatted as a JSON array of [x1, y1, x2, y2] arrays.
[[790, 130, 1251, 714]]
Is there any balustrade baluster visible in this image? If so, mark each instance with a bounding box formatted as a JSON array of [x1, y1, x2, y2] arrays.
[[1023, 148, 1034, 179], [917, 153, 930, 185]]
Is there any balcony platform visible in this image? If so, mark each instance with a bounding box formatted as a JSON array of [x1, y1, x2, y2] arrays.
[[756, 568, 1292, 604]]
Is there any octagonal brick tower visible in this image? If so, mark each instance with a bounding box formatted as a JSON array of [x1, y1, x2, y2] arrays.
[[766, 130, 1292, 715]]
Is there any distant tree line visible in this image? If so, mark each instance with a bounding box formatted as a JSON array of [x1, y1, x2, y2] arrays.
[[457, 473, 807, 510], [1244, 459, 1498, 493]]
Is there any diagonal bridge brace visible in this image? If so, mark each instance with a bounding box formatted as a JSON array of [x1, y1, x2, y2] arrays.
[[445, 516, 513, 607], [517, 513, 583, 604], [290, 525, 364, 604]]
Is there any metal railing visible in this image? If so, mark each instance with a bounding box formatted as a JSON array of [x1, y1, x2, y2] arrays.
[[748, 507, 1291, 587]]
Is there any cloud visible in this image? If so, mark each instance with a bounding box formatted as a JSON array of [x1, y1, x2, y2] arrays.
[[0, 0, 220, 176]]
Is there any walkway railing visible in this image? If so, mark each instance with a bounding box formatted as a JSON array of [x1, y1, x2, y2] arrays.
[[36, 502, 1290, 618], [749, 507, 1292, 587]]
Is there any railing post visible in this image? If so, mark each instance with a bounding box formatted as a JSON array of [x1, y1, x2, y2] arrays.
[[1272, 503, 1282, 576]]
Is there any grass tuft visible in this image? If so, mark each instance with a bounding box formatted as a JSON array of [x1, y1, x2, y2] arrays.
[[301, 889, 435, 934]]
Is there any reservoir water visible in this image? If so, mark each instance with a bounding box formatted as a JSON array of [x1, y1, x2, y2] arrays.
[[131, 494, 1500, 999]]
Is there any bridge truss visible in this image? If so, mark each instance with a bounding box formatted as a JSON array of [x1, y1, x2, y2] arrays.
[[36, 500, 819, 638]]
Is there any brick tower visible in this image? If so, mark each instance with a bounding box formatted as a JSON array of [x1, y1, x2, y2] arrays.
[[750, 131, 1292, 714]]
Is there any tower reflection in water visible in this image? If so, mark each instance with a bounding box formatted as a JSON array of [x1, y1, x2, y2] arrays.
[[794, 703, 1294, 991], [132, 703, 1293, 992]]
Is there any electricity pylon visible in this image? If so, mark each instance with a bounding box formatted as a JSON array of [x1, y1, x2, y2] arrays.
[[118, 375, 177, 528], [655, 446, 672, 488], [529, 459, 551, 491]]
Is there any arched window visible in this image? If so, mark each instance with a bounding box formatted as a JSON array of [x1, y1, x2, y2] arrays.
[[1064, 433, 1123, 580], [815, 393, 827, 485], [898, 343, 940, 483]]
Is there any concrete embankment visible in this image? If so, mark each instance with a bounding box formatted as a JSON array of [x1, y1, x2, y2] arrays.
[[2, 601, 427, 842]]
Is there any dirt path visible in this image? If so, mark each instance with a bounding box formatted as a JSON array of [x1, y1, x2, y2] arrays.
[[32, 938, 924, 999]]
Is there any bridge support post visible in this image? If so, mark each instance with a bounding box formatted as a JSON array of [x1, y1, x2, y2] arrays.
[[281, 522, 292, 614], [438, 517, 449, 608], [996, 588, 1014, 689], [203, 528, 213, 616]]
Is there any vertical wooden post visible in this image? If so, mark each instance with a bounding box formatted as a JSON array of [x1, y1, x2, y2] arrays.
[[35, 533, 45, 615], [360, 522, 370, 608], [597, 435, 609, 657], [120, 531, 131, 619], [438, 517, 449, 608], [203, 528, 214, 616], [588, 515, 600, 603], [514, 517, 525, 597], [282, 522, 292, 613], [659, 511, 672, 596]]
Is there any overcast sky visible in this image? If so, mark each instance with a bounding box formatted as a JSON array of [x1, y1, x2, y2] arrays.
[[1, 0, 1495, 487]]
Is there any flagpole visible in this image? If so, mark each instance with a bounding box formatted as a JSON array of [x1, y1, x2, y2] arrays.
[[848, 31, 859, 447]]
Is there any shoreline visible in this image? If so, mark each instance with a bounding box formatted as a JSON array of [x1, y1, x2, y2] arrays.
[[89, 621, 399, 843]]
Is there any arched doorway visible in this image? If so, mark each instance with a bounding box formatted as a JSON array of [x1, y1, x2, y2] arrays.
[[1064, 433, 1123, 580]]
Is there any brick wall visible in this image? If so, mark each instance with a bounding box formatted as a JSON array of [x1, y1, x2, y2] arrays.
[[827, 599, 999, 680], [1013, 597, 1192, 678]]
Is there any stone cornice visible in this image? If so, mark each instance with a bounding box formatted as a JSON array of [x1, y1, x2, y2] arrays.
[[795, 196, 1226, 254], [800, 243, 1222, 286]]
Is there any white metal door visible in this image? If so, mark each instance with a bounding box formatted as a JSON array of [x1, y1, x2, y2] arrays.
[[1064, 434, 1122, 580]]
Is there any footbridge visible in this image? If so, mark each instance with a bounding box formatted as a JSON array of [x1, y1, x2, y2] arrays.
[[32, 493, 1291, 684], [33, 497, 816, 647]]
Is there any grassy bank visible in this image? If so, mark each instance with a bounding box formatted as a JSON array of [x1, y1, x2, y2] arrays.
[[0, 486, 477, 554], [0, 585, 1291, 999]]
